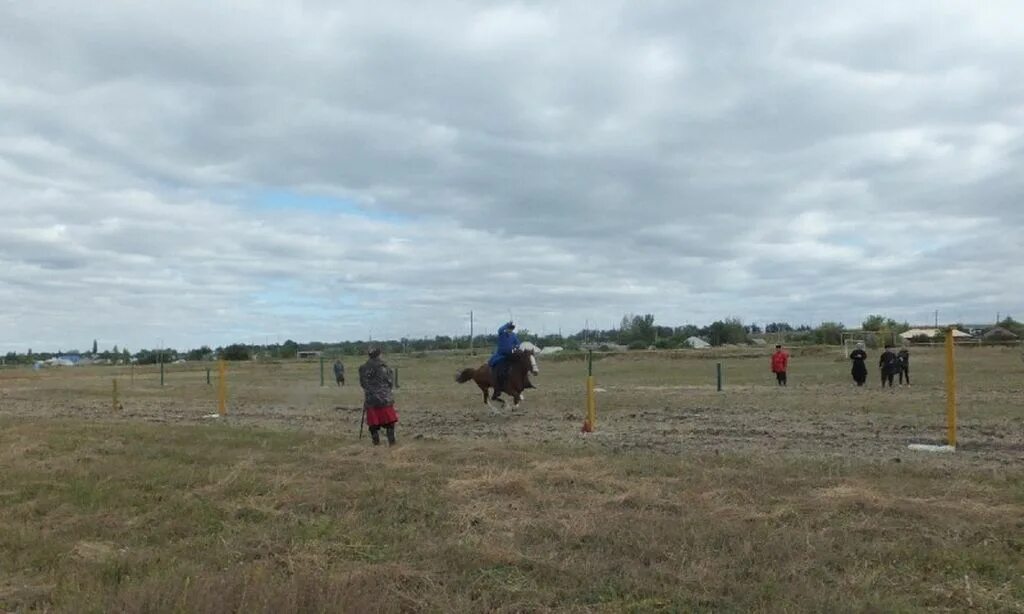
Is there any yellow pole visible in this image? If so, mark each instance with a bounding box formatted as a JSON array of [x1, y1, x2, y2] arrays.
[[217, 359, 227, 416], [945, 329, 957, 447], [112, 379, 119, 412]]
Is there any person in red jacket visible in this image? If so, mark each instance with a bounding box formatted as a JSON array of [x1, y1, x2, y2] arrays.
[[771, 344, 789, 386]]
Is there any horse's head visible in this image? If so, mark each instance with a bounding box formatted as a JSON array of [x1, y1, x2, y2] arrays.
[[513, 348, 539, 376]]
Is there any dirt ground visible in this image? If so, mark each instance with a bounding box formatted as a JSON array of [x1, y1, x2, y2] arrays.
[[2, 346, 1022, 466]]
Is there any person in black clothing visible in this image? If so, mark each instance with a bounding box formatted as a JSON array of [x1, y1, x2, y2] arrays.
[[879, 345, 900, 388], [897, 348, 910, 385], [849, 342, 868, 386]]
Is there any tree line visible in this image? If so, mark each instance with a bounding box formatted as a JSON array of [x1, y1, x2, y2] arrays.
[[4, 317, 1022, 365]]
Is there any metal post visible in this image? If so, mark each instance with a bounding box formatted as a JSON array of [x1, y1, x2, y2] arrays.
[[583, 351, 596, 432], [945, 329, 957, 447], [394, 367, 400, 388], [112, 379, 119, 412], [160, 360, 164, 387], [206, 368, 211, 385], [320, 356, 325, 387], [716, 362, 722, 392], [470, 310, 474, 355]]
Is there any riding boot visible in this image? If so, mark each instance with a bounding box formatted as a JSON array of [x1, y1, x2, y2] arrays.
[[385, 424, 396, 446], [369, 425, 381, 446]]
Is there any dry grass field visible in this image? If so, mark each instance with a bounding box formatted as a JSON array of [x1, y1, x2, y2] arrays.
[[1, 346, 1022, 611]]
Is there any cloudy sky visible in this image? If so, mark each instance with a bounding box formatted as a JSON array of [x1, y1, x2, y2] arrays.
[[2, 1, 1023, 352]]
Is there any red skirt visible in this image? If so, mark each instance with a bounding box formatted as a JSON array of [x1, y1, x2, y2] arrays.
[[365, 405, 398, 427]]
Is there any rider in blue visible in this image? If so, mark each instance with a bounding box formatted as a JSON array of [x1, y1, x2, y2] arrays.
[[488, 321, 520, 402]]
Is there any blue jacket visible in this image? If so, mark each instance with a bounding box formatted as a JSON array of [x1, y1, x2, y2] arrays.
[[488, 323, 520, 367]]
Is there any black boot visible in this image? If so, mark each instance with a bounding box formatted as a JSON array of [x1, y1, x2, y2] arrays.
[[369, 425, 381, 446], [385, 425, 396, 446]]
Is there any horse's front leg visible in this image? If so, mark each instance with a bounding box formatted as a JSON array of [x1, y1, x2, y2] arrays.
[[512, 392, 522, 408]]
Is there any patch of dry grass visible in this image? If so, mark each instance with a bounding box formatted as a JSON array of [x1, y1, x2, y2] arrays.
[[0, 417, 1022, 612]]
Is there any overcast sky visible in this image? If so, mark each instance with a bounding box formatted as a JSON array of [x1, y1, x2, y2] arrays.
[[2, 1, 1023, 352]]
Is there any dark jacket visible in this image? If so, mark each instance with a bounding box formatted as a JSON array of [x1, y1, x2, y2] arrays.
[[879, 350, 901, 375], [359, 357, 394, 407], [850, 349, 868, 374]]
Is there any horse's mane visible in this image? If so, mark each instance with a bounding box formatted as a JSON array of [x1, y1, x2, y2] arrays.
[[504, 349, 534, 371]]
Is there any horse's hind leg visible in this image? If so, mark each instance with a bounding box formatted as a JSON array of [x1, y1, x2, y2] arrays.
[[480, 384, 499, 408]]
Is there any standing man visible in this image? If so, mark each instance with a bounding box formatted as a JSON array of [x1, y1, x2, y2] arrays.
[[879, 344, 900, 388], [358, 348, 398, 446], [333, 359, 345, 386], [488, 321, 520, 402], [771, 344, 789, 387], [897, 348, 911, 386]]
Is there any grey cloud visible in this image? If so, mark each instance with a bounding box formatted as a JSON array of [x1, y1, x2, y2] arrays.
[[1, 1, 1023, 350]]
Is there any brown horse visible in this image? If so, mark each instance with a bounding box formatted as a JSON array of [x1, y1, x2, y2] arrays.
[[455, 349, 538, 409]]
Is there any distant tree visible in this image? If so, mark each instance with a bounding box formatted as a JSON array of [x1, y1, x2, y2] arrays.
[[653, 326, 674, 342], [674, 325, 701, 339], [221, 344, 251, 361], [92, 339, 98, 355], [814, 322, 845, 345], [996, 316, 1024, 338], [186, 345, 213, 361], [617, 314, 656, 346], [705, 318, 748, 346], [654, 338, 676, 349], [134, 349, 159, 365], [765, 322, 793, 333], [112, 345, 118, 355], [280, 339, 299, 359], [862, 315, 906, 332], [862, 315, 886, 331]]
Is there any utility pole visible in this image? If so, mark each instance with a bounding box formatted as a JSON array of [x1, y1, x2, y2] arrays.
[[935, 310, 939, 328], [469, 311, 474, 355]]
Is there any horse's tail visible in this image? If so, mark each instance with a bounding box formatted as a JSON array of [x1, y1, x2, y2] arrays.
[[455, 368, 476, 384]]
